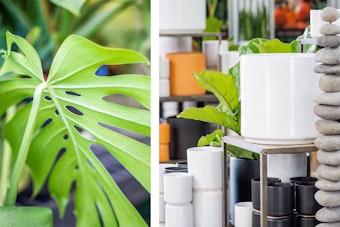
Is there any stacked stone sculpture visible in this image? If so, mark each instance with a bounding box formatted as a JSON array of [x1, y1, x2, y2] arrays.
[[313, 6, 340, 227]]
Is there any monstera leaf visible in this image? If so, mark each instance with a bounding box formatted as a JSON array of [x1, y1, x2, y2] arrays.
[[0, 32, 150, 226]]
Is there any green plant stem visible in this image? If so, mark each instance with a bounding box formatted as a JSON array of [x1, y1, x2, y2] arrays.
[[5, 83, 45, 206], [0, 106, 16, 206]]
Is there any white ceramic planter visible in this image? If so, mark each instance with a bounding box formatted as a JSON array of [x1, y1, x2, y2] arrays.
[[159, 0, 206, 33], [220, 51, 239, 74], [240, 53, 321, 145]]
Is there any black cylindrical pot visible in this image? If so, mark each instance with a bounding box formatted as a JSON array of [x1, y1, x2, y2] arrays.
[[167, 117, 210, 159], [252, 211, 292, 227], [230, 156, 260, 224], [251, 177, 281, 211], [176, 161, 187, 168], [296, 215, 319, 227], [164, 166, 188, 174], [290, 176, 317, 210], [296, 182, 322, 215], [290, 176, 317, 185], [267, 182, 294, 216]]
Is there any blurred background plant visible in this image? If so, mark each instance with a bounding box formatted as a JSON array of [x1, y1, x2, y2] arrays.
[[0, 0, 150, 74]]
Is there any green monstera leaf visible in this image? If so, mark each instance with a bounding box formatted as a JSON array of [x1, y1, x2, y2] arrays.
[[0, 32, 150, 226]]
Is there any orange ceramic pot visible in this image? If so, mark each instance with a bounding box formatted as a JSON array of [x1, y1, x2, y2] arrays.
[[159, 144, 170, 163], [159, 122, 170, 144], [166, 52, 206, 96]]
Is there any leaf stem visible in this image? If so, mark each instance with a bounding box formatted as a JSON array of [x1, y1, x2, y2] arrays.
[[0, 106, 16, 206], [5, 83, 45, 206]]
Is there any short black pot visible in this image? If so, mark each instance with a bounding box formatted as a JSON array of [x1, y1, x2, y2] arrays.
[[296, 182, 322, 215], [167, 117, 210, 159], [290, 176, 318, 210], [267, 182, 294, 216], [251, 177, 281, 211], [296, 215, 320, 227], [252, 211, 292, 227], [230, 156, 260, 224]]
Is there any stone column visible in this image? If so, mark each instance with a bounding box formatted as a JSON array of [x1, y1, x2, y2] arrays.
[[313, 6, 340, 227]]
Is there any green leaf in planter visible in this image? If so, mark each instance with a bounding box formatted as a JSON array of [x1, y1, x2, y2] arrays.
[[0, 206, 53, 227], [0, 32, 150, 226], [193, 70, 239, 113], [198, 129, 224, 147], [258, 38, 293, 53], [227, 144, 260, 160], [178, 106, 240, 133]]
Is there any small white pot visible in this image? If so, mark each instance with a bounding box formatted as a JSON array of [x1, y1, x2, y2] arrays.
[[220, 51, 239, 74], [159, 0, 206, 33], [240, 53, 321, 145]]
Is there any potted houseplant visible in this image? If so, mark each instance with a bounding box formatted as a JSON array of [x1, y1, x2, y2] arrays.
[[178, 29, 317, 223], [0, 30, 150, 227]]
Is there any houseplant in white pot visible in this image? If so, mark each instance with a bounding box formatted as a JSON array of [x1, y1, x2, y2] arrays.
[[0, 31, 150, 226], [178, 33, 318, 223]]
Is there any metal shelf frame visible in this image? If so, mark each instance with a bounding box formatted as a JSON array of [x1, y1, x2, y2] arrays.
[[222, 136, 317, 227]]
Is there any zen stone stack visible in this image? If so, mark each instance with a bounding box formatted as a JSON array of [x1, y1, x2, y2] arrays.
[[313, 6, 340, 227]]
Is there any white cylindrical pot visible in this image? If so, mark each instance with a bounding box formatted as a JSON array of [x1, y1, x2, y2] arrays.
[[165, 203, 193, 227], [268, 153, 307, 182], [192, 190, 222, 227], [203, 40, 228, 70], [159, 163, 176, 193], [187, 146, 222, 190], [159, 194, 166, 223], [164, 172, 192, 204], [162, 101, 178, 119], [159, 0, 206, 33], [221, 51, 239, 74], [159, 57, 170, 79], [159, 79, 170, 97], [159, 37, 192, 56], [240, 53, 321, 145], [234, 201, 252, 227]]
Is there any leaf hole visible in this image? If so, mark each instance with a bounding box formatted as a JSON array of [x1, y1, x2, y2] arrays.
[[44, 96, 52, 101], [63, 134, 69, 140], [41, 118, 52, 128], [66, 106, 83, 116], [55, 109, 59, 115], [103, 94, 147, 110], [65, 91, 81, 97], [73, 125, 95, 141]]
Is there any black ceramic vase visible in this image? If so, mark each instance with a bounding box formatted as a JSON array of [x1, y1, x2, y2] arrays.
[[230, 156, 260, 224]]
